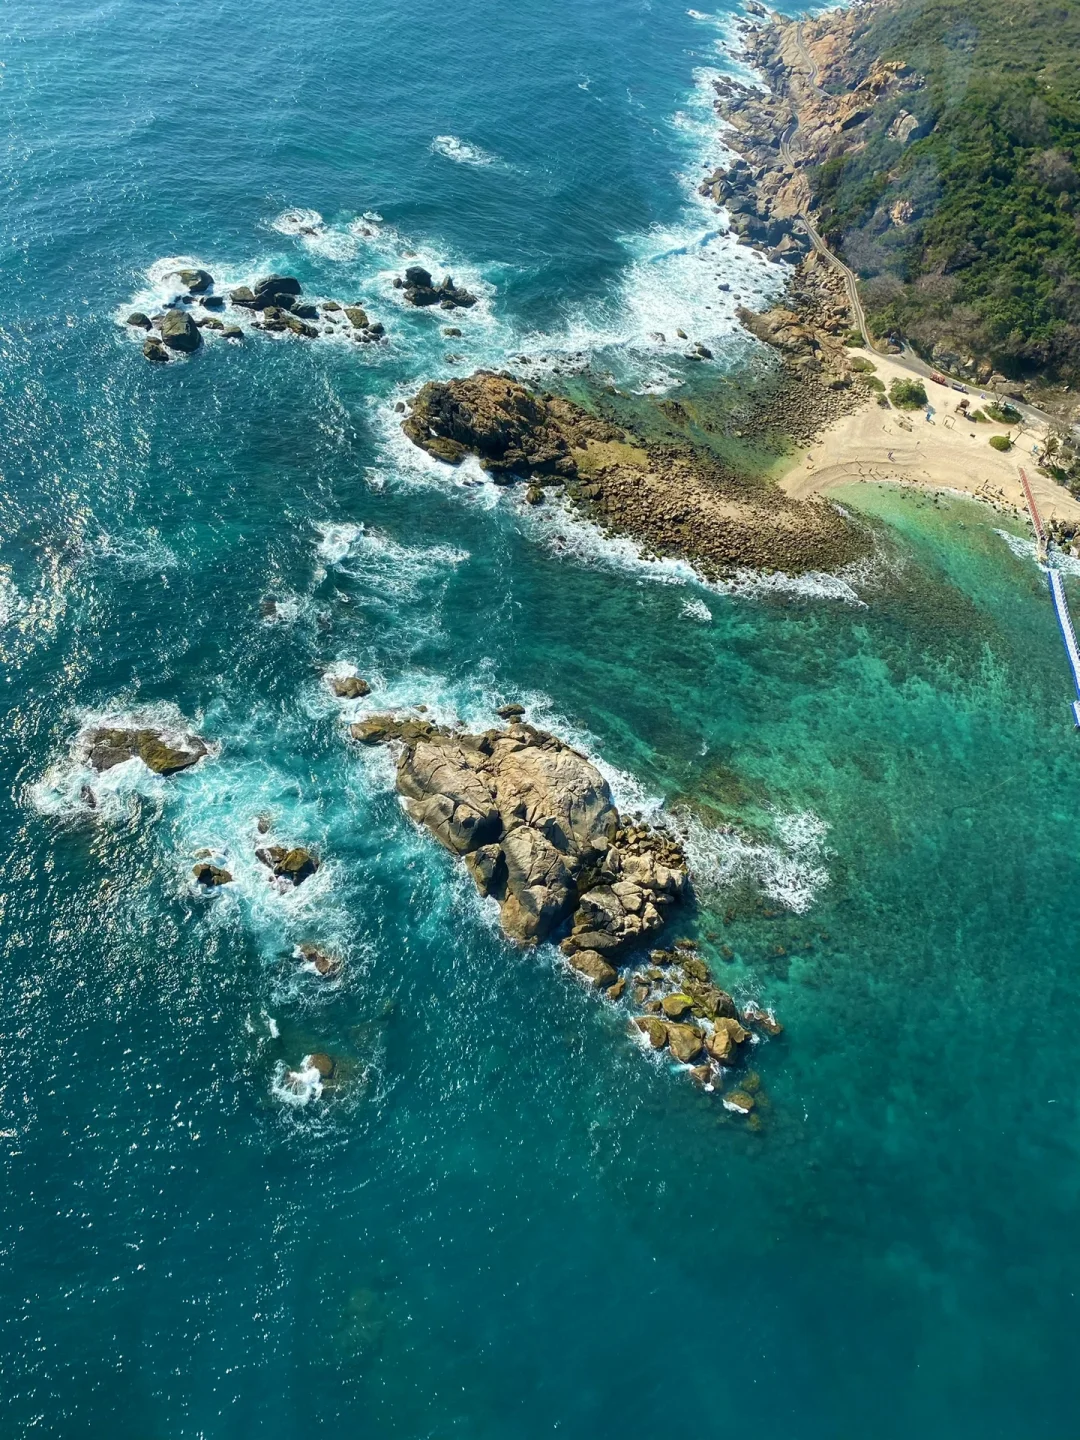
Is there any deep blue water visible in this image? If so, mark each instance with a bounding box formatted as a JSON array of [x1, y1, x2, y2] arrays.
[[3, 1, 1080, 1436]]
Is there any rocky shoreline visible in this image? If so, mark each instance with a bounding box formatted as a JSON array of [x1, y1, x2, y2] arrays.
[[350, 709, 781, 1106], [402, 369, 871, 577]]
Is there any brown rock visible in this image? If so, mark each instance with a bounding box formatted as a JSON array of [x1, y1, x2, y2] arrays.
[[568, 950, 618, 988], [328, 674, 371, 698], [666, 1023, 705, 1064], [193, 863, 232, 887], [634, 1016, 669, 1050]]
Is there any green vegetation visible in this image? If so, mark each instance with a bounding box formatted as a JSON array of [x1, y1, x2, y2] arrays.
[[989, 433, 1013, 451], [969, 408, 987, 420], [889, 376, 929, 407], [811, 0, 1080, 382], [844, 330, 866, 345], [877, 394, 892, 406], [985, 400, 1022, 424], [864, 374, 887, 391], [1040, 430, 1080, 492], [850, 355, 878, 373]]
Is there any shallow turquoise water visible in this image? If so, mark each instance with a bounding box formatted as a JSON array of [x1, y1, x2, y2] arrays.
[[2, 1, 1080, 1436]]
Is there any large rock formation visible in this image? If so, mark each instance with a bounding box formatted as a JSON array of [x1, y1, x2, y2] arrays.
[[82, 726, 208, 775], [350, 715, 687, 951], [349, 709, 784, 1100], [402, 371, 868, 576]]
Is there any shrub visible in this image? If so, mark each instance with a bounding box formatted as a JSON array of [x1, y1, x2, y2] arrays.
[[986, 401, 1022, 424], [889, 377, 929, 409], [865, 375, 886, 392], [844, 331, 865, 346], [877, 394, 891, 407], [989, 434, 1013, 451], [969, 409, 987, 421], [850, 356, 877, 373]]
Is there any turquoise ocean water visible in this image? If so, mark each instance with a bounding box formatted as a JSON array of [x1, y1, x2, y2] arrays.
[[3, 1, 1080, 1435]]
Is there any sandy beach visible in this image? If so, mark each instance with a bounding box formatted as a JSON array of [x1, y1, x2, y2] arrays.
[[778, 352, 1080, 526]]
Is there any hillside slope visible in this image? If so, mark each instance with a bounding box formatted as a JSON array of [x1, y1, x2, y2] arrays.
[[808, 0, 1080, 387]]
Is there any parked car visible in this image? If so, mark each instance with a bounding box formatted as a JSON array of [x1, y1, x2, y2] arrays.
[[951, 382, 967, 393], [930, 372, 948, 385]]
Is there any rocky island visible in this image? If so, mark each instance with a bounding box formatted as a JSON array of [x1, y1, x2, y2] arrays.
[[349, 710, 781, 1093]]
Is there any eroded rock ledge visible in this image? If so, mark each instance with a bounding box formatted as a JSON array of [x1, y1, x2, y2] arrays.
[[351, 712, 783, 1099], [403, 370, 868, 576]]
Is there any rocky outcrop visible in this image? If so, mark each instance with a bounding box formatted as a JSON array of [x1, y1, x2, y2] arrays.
[[193, 862, 232, 887], [138, 270, 386, 361], [350, 713, 686, 950], [402, 371, 868, 577], [393, 266, 478, 310], [349, 708, 781, 1099], [174, 267, 213, 294], [256, 845, 320, 885], [159, 308, 202, 353], [82, 726, 208, 775], [327, 674, 371, 699]]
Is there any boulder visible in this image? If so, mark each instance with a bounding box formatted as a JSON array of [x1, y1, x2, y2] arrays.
[[661, 993, 694, 1020], [175, 267, 213, 293], [127, 312, 152, 329], [666, 1022, 705, 1064], [706, 1016, 750, 1064], [723, 1090, 755, 1114], [256, 845, 320, 885], [634, 1016, 669, 1049], [159, 308, 202, 353], [497, 703, 526, 719], [344, 306, 370, 328], [143, 338, 169, 364], [297, 944, 341, 976], [193, 863, 232, 887], [229, 285, 256, 306], [568, 949, 618, 989], [328, 674, 371, 698], [306, 1052, 335, 1079], [253, 273, 302, 305], [85, 726, 208, 775]]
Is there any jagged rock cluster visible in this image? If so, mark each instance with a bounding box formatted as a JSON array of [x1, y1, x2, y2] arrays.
[[393, 266, 477, 310], [127, 268, 386, 363], [82, 725, 208, 775], [350, 714, 685, 949], [349, 710, 782, 1098], [403, 370, 868, 576], [737, 252, 867, 387]]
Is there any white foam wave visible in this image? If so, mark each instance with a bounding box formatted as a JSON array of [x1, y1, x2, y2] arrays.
[[996, 528, 1080, 577], [682, 807, 831, 913], [271, 1060, 323, 1107], [314, 521, 365, 566], [432, 135, 498, 167], [682, 597, 713, 622]]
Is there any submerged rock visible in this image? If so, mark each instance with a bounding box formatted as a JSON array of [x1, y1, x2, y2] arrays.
[[84, 726, 208, 775], [127, 312, 152, 329], [143, 337, 169, 364]]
